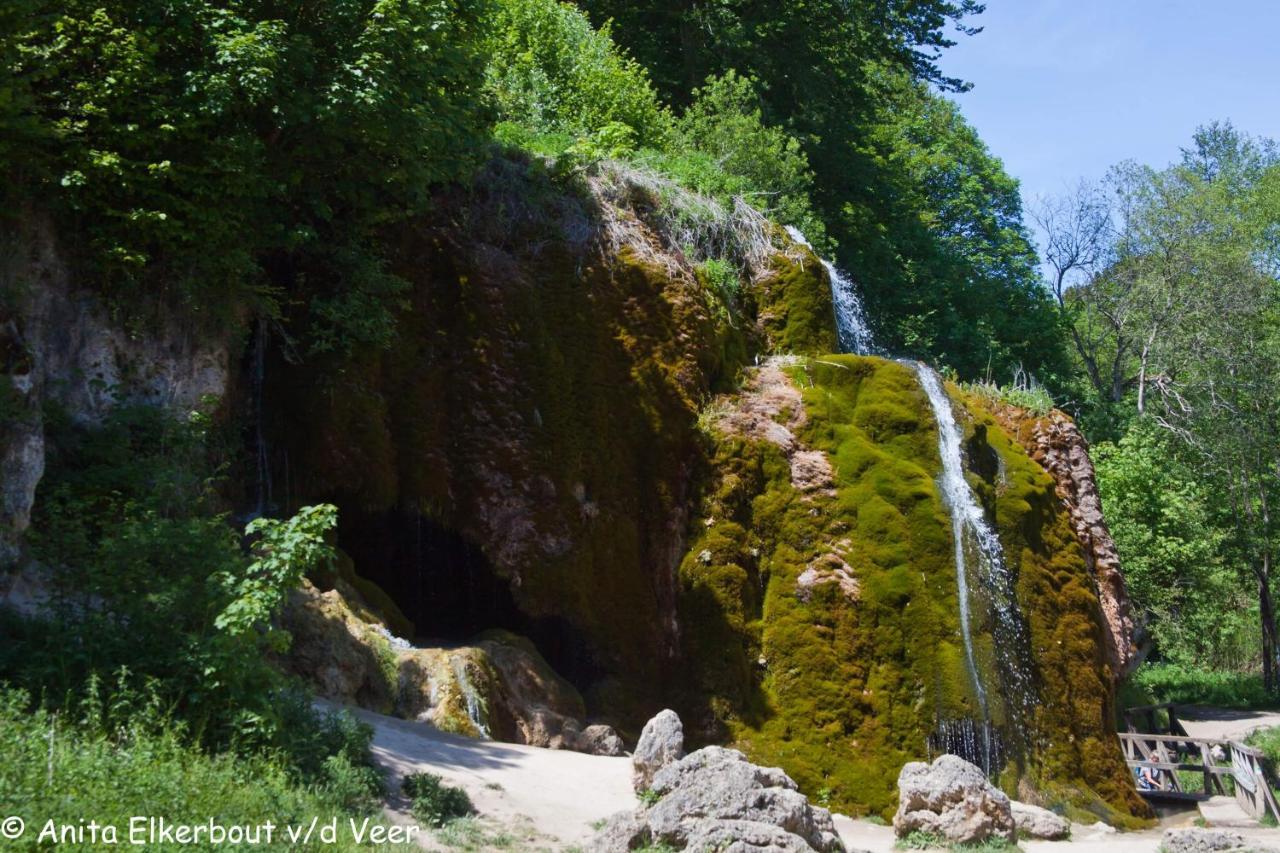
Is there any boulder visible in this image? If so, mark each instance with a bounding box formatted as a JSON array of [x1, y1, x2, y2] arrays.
[[591, 744, 844, 852], [632, 709, 685, 792], [1011, 800, 1070, 840], [576, 723, 626, 757], [1162, 828, 1280, 853], [893, 755, 1015, 845]]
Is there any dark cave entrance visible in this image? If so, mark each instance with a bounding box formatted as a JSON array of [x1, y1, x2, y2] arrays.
[[337, 509, 603, 688]]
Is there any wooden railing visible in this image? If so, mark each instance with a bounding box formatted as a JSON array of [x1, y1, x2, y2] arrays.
[[1117, 730, 1280, 822]]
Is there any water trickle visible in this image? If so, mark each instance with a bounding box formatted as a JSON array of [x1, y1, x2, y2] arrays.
[[784, 226, 875, 355], [913, 362, 1034, 770], [451, 656, 491, 739], [250, 318, 273, 519]]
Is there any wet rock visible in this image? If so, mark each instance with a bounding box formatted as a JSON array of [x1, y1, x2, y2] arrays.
[[592, 745, 844, 852], [893, 755, 1015, 845], [1010, 800, 1070, 840], [633, 709, 685, 792], [986, 404, 1145, 677]]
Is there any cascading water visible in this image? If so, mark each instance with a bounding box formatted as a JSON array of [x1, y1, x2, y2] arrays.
[[914, 362, 1034, 774], [784, 224, 1035, 775], [784, 226, 875, 355], [250, 318, 273, 519]]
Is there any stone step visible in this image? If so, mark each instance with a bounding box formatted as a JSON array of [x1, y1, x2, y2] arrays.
[[1198, 795, 1260, 828]]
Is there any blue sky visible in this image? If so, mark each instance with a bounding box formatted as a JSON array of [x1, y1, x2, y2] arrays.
[[938, 1, 1280, 216]]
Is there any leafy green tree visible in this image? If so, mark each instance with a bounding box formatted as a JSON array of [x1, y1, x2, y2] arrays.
[[1071, 124, 1280, 689], [486, 0, 669, 146], [1094, 423, 1253, 669], [648, 71, 823, 238], [9, 0, 492, 344], [848, 78, 1064, 379]]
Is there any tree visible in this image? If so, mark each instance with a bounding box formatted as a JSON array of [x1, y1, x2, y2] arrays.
[[1069, 123, 1280, 689], [9, 0, 493, 345]]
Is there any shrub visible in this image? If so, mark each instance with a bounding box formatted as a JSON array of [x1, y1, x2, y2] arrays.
[[8, 403, 339, 749], [402, 772, 474, 827], [649, 72, 823, 240], [1129, 663, 1276, 710], [485, 0, 669, 145], [0, 685, 384, 851]]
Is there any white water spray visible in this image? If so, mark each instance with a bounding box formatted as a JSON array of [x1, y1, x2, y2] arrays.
[[784, 226, 875, 355], [914, 362, 1034, 771]]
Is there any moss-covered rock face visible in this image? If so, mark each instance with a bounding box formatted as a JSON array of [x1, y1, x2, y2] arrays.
[[264, 159, 835, 730], [261, 159, 1141, 824], [678, 356, 1149, 824]]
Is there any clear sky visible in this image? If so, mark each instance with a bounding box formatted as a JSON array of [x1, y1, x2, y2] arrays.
[[938, 1, 1280, 215]]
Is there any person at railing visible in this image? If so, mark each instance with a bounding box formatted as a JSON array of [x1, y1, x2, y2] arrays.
[[1135, 762, 1159, 790]]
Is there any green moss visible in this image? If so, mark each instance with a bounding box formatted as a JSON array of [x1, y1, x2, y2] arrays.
[[678, 357, 1149, 825], [680, 356, 970, 817], [960, 391, 1151, 827], [745, 250, 839, 355]]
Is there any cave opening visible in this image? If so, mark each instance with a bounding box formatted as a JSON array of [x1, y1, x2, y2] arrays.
[[336, 509, 603, 688]]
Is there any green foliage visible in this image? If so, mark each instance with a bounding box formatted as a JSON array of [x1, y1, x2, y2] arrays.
[[645, 72, 824, 240], [637, 787, 663, 807], [1093, 422, 1254, 669], [402, 772, 474, 827], [217, 504, 338, 648], [0, 684, 389, 851], [1246, 725, 1280, 765], [485, 0, 668, 146], [8, 0, 492, 344], [963, 380, 1055, 418], [10, 402, 337, 747], [1129, 663, 1275, 711], [432, 816, 516, 850]]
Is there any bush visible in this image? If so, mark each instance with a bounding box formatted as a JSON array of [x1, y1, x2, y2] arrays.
[[647, 72, 823, 240], [9, 0, 492, 347], [1247, 726, 1280, 765], [0, 685, 385, 851], [7, 403, 339, 749], [402, 772, 474, 827], [485, 0, 669, 146], [1129, 663, 1276, 710]]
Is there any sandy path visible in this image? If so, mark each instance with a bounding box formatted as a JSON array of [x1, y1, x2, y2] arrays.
[[1176, 705, 1280, 742], [321, 700, 1280, 851], [321, 701, 636, 848]]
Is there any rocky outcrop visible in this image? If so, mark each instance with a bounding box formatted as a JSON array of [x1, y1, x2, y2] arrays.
[[1011, 800, 1071, 840], [280, 580, 624, 754], [592, 745, 844, 852], [0, 215, 229, 566], [1162, 827, 1280, 853], [893, 755, 1015, 845], [632, 709, 685, 792], [986, 404, 1144, 679]]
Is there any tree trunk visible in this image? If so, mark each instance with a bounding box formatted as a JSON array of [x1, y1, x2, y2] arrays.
[[1260, 553, 1278, 694]]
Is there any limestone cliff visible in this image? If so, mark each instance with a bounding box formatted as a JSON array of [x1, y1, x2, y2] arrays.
[[0, 157, 1147, 826], [0, 214, 229, 567], [980, 405, 1147, 680]]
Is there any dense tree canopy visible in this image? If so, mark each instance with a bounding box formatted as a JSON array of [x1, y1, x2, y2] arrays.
[[1055, 124, 1280, 689]]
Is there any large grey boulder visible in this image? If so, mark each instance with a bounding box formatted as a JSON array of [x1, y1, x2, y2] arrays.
[[632, 709, 684, 792], [893, 755, 1015, 845], [1162, 828, 1280, 853], [1011, 800, 1070, 840], [591, 745, 845, 852]]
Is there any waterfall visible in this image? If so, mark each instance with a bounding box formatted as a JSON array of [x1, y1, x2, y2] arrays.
[[914, 362, 1033, 773], [451, 656, 491, 739], [251, 319, 273, 519], [784, 226, 875, 355]]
